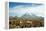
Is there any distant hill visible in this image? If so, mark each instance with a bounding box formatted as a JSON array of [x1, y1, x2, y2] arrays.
[[9, 12, 44, 21]]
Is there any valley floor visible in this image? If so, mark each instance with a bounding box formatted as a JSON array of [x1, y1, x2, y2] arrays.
[[9, 20, 44, 29]]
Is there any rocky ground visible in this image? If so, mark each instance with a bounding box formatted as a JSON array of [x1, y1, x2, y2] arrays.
[[9, 20, 44, 29]]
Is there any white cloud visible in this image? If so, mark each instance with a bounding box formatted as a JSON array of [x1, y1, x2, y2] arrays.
[[31, 5, 44, 17], [9, 5, 30, 17], [9, 4, 44, 17]]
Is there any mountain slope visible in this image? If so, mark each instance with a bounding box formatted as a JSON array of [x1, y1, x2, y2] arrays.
[[20, 12, 44, 21]]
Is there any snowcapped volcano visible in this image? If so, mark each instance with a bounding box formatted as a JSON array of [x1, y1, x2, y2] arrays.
[[20, 12, 36, 19], [19, 12, 44, 21]]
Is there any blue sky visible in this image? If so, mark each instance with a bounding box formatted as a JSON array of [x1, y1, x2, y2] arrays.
[[9, 2, 32, 8], [9, 2, 44, 17]]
